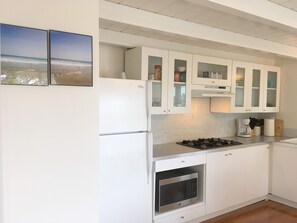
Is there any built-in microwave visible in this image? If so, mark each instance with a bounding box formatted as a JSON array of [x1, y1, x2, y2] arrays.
[[155, 168, 198, 213]]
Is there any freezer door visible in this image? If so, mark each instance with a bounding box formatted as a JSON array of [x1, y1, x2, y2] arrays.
[[99, 132, 152, 223], [99, 78, 148, 134]]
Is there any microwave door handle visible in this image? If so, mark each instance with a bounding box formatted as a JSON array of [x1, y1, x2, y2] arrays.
[[147, 132, 153, 184]]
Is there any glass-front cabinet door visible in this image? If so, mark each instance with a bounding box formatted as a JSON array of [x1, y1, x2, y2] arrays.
[[167, 51, 192, 114], [234, 66, 246, 111], [250, 67, 263, 112], [192, 55, 232, 87], [263, 66, 281, 112], [232, 61, 263, 113], [142, 48, 169, 114]]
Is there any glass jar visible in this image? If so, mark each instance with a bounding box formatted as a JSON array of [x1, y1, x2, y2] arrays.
[[154, 65, 162, 80]]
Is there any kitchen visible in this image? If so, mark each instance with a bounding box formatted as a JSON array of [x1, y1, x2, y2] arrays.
[[1, 0, 297, 223], [98, 0, 297, 223]]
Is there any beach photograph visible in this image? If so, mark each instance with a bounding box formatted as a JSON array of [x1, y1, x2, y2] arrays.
[[0, 24, 48, 86], [49, 30, 93, 86]]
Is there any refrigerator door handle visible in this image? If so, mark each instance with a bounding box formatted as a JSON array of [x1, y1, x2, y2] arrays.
[[147, 132, 153, 184]]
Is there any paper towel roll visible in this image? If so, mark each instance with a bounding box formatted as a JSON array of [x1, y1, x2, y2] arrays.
[[264, 119, 275, 136]]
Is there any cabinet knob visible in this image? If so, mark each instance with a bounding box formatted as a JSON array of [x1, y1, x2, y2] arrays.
[[163, 110, 166, 113], [180, 216, 184, 219], [181, 160, 185, 163], [225, 154, 228, 156], [168, 110, 171, 112], [229, 153, 232, 155]]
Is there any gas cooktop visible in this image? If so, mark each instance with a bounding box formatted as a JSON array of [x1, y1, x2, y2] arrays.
[[177, 138, 242, 150]]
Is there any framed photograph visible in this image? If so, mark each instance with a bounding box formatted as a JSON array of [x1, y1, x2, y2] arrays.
[[49, 30, 93, 86], [0, 24, 48, 86]]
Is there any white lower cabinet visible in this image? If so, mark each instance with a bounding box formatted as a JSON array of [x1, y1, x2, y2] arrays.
[[272, 143, 297, 202], [206, 145, 269, 214], [206, 149, 246, 214], [245, 145, 269, 201]]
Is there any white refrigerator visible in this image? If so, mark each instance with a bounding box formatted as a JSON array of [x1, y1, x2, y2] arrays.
[[99, 78, 153, 223]]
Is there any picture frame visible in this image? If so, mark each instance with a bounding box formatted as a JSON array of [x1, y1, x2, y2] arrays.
[[0, 24, 49, 86], [49, 30, 93, 86]]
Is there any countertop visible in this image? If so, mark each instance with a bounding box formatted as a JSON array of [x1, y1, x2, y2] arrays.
[[153, 136, 288, 161]]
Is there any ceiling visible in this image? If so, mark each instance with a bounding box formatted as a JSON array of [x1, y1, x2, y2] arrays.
[[99, 0, 297, 58]]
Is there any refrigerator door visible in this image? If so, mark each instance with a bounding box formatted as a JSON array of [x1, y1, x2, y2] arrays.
[[99, 78, 148, 135], [99, 132, 152, 223]]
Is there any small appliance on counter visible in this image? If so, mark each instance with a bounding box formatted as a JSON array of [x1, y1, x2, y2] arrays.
[[236, 119, 251, 138]]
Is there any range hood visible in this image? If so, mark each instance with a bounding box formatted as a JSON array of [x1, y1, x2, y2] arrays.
[[191, 84, 234, 97]]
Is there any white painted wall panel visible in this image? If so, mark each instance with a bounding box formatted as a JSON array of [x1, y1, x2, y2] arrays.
[[0, 0, 100, 223]]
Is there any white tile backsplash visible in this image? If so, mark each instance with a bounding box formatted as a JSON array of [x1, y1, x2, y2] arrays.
[[152, 98, 251, 144]]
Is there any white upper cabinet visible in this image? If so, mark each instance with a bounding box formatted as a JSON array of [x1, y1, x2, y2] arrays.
[[192, 55, 232, 89], [167, 51, 192, 114], [262, 66, 281, 113], [211, 61, 281, 113], [232, 61, 264, 113], [125, 47, 192, 115]]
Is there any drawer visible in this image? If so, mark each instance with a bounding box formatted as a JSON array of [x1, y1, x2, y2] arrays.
[[155, 154, 206, 172], [154, 204, 205, 223]]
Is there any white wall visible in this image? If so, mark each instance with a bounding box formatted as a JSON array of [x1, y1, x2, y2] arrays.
[[99, 43, 126, 78], [276, 58, 297, 137], [0, 0, 99, 223], [152, 98, 253, 144]]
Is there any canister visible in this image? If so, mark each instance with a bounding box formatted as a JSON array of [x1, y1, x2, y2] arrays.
[[264, 119, 275, 136]]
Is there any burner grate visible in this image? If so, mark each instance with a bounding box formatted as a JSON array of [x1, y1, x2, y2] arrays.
[[177, 138, 242, 150]]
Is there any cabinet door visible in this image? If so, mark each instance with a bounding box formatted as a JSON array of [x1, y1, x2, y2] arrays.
[[206, 149, 246, 214], [272, 143, 297, 202], [250, 66, 264, 112], [232, 61, 264, 113], [206, 151, 229, 214], [232, 62, 249, 112], [167, 51, 192, 114], [263, 66, 281, 112], [192, 55, 232, 87], [245, 145, 269, 201], [226, 149, 246, 207], [143, 47, 169, 114]]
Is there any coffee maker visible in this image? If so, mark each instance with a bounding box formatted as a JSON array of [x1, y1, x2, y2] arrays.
[[236, 119, 251, 138]]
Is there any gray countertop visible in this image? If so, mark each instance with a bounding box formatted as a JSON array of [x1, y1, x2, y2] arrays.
[[153, 136, 288, 160]]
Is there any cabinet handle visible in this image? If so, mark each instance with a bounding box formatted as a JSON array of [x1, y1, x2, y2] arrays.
[[225, 154, 228, 156], [168, 110, 171, 112], [229, 153, 232, 155], [163, 110, 166, 113], [180, 216, 184, 219], [181, 160, 185, 163]]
